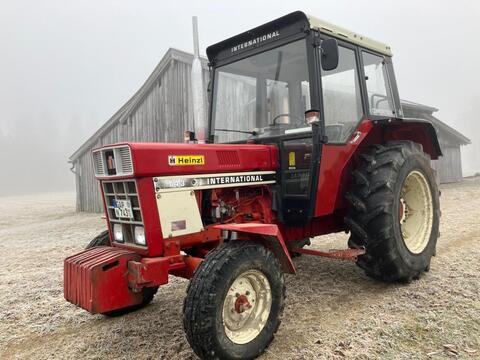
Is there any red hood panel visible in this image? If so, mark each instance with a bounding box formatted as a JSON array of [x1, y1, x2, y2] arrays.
[[105, 142, 279, 177]]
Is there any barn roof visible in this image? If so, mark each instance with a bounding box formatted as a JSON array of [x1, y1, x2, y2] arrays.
[[401, 100, 471, 145], [70, 48, 209, 161]]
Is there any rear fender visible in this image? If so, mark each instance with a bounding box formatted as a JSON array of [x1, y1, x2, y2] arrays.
[[375, 119, 442, 159], [213, 223, 295, 274]]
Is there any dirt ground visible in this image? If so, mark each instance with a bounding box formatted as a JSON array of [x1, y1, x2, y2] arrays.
[[1, 179, 479, 359]]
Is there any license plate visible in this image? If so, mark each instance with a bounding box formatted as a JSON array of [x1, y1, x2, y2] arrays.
[[113, 199, 133, 219]]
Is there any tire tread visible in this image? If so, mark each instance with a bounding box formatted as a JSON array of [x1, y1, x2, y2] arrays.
[[347, 140, 440, 282]]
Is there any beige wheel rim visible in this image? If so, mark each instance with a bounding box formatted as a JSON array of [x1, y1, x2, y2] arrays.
[[222, 269, 272, 345], [399, 170, 434, 254]]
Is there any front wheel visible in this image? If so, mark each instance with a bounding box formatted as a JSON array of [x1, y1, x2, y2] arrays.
[[102, 286, 158, 317], [183, 241, 285, 360]]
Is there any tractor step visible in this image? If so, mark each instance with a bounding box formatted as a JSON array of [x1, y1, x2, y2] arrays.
[[290, 247, 366, 261]]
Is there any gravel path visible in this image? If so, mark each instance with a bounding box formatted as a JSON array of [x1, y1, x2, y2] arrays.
[[1, 179, 479, 359]]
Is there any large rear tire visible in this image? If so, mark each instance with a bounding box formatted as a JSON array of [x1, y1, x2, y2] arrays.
[[345, 141, 440, 282], [183, 241, 285, 360]]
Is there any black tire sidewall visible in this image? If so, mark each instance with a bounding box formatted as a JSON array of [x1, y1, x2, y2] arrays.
[[214, 248, 283, 360], [391, 154, 439, 271], [86, 230, 110, 249]]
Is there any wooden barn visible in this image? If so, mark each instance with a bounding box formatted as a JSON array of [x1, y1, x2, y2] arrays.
[[70, 48, 209, 212], [401, 100, 471, 183], [70, 48, 470, 212]]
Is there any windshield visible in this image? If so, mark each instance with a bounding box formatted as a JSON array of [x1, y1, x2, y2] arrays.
[[211, 39, 311, 143]]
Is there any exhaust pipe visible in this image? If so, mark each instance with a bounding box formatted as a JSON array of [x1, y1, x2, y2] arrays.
[[191, 16, 206, 143]]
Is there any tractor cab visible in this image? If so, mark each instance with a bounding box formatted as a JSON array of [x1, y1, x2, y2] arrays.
[[206, 11, 402, 224]]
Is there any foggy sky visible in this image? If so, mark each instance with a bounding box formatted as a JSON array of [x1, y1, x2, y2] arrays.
[[0, 0, 479, 196]]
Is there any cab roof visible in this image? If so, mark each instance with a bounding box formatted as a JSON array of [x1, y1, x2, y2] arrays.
[[308, 14, 393, 56], [207, 11, 393, 65]]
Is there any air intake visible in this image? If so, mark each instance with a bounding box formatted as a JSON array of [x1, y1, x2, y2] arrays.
[[93, 151, 105, 176], [118, 147, 133, 174], [92, 146, 134, 177], [217, 150, 240, 166]]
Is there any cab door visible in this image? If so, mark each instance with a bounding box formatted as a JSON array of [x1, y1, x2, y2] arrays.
[[278, 123, 322, 225], [277, 35, 324, 225]]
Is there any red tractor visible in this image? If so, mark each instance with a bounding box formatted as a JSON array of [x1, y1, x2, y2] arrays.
[[64, 11, 441, 360]]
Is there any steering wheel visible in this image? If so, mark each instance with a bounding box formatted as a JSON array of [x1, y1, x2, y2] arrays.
[[270, 113, 304, 126]]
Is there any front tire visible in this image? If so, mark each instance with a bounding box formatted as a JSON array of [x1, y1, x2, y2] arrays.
[[183, 241, 285, 360], [345, 141, 440, 282], [102, 287, 158, 317], [85, 230, 110, 249]]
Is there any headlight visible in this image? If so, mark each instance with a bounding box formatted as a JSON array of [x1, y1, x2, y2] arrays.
[[113, 224, 124, 242], [134, 226, 146, 245]]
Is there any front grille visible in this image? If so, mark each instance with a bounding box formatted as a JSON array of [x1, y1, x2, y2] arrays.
[[102, 180, 144, 246], [93, 146, 133, 177]]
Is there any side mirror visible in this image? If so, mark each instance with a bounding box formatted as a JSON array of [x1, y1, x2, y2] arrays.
[[304, 110, 320, 125], [320, 38, 339, 71]]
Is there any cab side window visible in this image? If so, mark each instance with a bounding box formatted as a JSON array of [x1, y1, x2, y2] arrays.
[[362, 52, 395, 116], [321, 45, 363, 143]]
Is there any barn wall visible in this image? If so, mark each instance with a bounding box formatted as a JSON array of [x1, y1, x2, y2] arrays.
[[433, 131, 464, 183], [403, 106, 465, 184], [75, 150, 103, 212], [74, 59, 209, 212], [432, 146, 463, 183]]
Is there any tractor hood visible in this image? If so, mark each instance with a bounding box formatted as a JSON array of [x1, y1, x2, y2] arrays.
[[92, 142, 279, 179]]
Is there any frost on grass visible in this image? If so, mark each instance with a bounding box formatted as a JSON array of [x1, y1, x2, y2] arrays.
[[1, 179, 479, 359]]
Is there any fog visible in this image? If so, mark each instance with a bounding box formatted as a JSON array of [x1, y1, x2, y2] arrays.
[[1, 0, 479, 196]]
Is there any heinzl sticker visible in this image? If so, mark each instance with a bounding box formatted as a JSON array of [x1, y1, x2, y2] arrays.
[[168, 155, 205, 166]]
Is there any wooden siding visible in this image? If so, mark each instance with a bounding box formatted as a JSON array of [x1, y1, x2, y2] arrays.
[[432, 147, 463, 184], [75, 151, 103, 212], [74, 58, 209, 212]]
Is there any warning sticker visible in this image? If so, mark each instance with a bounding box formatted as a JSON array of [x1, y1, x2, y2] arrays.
[[168, 155, 205, 166], [288, 151, 296, 168]]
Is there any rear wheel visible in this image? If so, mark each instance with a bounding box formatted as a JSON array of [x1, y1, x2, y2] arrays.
[[345, 141, 440, 282], [183, 241, 285, 360]]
